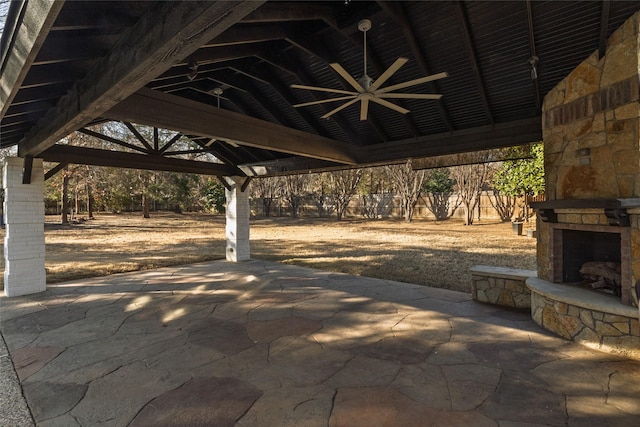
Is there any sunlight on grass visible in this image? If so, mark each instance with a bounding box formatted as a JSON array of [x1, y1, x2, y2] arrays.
[[0, 213, 536, 294]]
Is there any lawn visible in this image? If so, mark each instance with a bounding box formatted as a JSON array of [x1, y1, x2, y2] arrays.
[[0, 212, 537, 293]]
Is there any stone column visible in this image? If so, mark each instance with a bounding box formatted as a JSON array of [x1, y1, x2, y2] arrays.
[[3, 157, 46, 297], [224, 177, 250, 262]]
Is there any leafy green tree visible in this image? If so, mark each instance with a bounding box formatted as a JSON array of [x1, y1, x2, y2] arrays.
[[492, 144, 544, 220], [204, 179, 226, 213], [492, 144, 544, 197]]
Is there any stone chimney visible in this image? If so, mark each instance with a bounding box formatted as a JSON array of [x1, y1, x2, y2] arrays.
[[535, 11, 640, 307]]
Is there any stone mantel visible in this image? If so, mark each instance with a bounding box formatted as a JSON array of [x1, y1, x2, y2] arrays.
[[531, 199, 640, 226], [531, 198, 640, 210]]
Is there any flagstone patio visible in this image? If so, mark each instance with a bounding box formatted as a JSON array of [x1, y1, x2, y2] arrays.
[[1, 260, 639, 426]]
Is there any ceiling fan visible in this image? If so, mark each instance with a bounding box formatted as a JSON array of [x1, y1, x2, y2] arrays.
[[291, 19, 448, 121]]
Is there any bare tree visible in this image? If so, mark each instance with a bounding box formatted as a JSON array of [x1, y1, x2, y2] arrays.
[[385, 160, 426, 222], [308, 173, 334, 218], [328, 169, 362, 221], [282, 174, 310, 218], [450, 158, 490, 225], [251, 176, 281, 217], [488, 190, 517, 222], [422, 168, 460, 220], [359, 167, 391, 219]]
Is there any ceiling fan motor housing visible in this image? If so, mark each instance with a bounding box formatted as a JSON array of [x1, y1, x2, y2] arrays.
[[358, 19, 372, 32]]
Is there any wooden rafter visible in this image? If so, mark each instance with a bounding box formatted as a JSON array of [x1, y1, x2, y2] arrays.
[[525, 0, 541, 111], [18, 0, 264, 157], [360, 117, 541, 164], [598, 1, 611, 59], [44, 162, 68, 181], [39, 145, 243, 177], [78, 127, 149, 154], [454, 1, 493, 125], [229, 62, 332, 138], [256, 51, 358, 143], [378, 1, 454, 132], [123, 122, 154, 152], [284, 34, 390, 143], [104, 88, 358, 165], [0, 1, 64, 119]]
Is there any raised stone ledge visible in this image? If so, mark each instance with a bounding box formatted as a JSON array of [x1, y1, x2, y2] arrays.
[[526, 278, 637, 318], [470, 266, 537, 280], [526, 277, 640, 360], [471, 266, 536, 309]]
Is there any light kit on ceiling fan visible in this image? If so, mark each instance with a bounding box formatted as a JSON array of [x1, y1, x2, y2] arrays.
[[291, 19, 448, 121]]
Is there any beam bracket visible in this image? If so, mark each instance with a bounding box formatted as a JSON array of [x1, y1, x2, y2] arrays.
[[217, 176, 233, 191], [45, 162, 68, 181], [240, 177, 252, 192]]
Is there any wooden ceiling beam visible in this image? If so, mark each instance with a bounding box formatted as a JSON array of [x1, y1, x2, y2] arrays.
[[18, 0, 264, 157], [242, 3, 336, 25], [454, 1, 494, 125], [0, 0, 64, 119], [525, 0, 542, 111], [360, 117, 542, 164], [204, 23, 292, 48], [77, 127, 149, 154], [256, 51, 359, 143], [39, 145, 243, 177], [230, 61, 333, 138], [378, 1, 453, 132], [598, 1, 611, 59], [285, 35, 389, 143], [104, 88, 358, 165]]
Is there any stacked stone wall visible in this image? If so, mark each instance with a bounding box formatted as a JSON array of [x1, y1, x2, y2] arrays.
[[470, 266, 536, 309], [542, 13, 640, 201]]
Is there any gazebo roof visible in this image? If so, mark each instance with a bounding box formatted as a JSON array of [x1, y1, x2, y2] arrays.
[[1, 1, 639, 176]]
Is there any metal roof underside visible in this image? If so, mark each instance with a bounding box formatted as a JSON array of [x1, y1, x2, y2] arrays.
[[1, 1, 639, 177]]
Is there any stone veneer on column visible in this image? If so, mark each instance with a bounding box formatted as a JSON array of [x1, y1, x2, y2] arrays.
[[225, 176, 250, 262], [539, 11, 640, 306], [3, 157, 46, 297], [528, 11, 640, 358]]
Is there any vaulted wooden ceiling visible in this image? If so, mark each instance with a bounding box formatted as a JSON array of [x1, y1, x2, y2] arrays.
[[1, 1, 639, 177]]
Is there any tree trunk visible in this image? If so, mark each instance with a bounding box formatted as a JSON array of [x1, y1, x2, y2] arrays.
[[87, 183, 94, 219], [262, 197, 272, 217], [142, 192, 150, 218], [74, 183, 79, 219], [61, 171, 69, 224]]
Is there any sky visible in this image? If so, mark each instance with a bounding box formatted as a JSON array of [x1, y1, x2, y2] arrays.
[[0, 0, 9, 40]]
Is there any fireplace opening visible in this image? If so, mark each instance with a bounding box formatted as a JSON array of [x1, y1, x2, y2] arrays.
[[562, 230, 621, 295]]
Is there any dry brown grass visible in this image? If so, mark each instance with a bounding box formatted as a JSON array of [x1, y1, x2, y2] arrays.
[[0, 212, 537, 293]]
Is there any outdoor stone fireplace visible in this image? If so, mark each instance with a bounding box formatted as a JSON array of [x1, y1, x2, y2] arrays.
[[528, 12, 640, 358]]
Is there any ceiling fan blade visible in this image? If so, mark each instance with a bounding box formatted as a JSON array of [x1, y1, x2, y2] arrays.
[[360, 98, 369, 121], [377, 93, 443, 100], [321, 98, 360, 119], [369, 57, 409, 92], [292, 95, 357, 108], [330, 63, 365, 92], [291, 84, 357, 96], [375, 71, 449, 94], [370, 97, 410, 115]]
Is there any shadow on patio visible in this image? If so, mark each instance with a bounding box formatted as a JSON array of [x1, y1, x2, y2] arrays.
[[1, 259, 639, 426]]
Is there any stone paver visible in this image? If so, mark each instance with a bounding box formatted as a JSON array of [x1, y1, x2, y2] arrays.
[[1, 259, 640, 426]]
